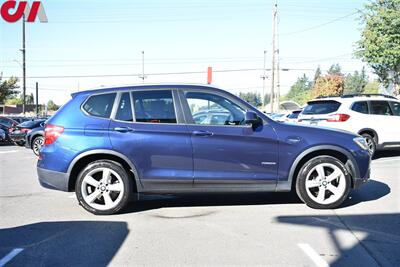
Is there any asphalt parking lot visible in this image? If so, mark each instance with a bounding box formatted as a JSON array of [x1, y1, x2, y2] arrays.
[[0, 145, 399, 267]]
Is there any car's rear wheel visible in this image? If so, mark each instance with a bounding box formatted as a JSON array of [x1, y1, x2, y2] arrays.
[[15, 141, 25, 146], [76, 160, 132, 215], [361, 133, 376, 156], [32, 136, 44, 156], [296, 156, 351, 209]]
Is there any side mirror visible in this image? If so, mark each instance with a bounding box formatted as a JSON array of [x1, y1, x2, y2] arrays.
[[245, 110, 260, 126]]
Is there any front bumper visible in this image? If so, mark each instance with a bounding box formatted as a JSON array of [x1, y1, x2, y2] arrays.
[[37, 167, 69, 192], [353, 167, 370, 189]]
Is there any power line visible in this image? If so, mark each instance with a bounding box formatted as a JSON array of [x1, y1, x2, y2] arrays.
[[280, 11, 358, 36]]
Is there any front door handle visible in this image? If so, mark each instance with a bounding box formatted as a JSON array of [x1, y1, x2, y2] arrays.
[[114, 127, 134, 133], [192, 130, 213, 137]]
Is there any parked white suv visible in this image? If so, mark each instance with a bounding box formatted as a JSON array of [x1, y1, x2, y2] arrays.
[[298, 94, 400, 155]]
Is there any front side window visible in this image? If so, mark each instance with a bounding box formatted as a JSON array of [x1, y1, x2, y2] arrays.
[[115, 92, 133, 122], [351, 101, 369, 114], [370, 101, 393, 116], [83, 93, 116, 118], [185, 92, 246, 126], [390, 101, 400, 116], [131, 90, 177, 123]]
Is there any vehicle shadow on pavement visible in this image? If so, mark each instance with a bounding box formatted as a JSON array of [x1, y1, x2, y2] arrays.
[[373, 150, 400, 160], [341, 179, 390, 208], [277, 213, 400, 266], [123, 192, 303, 214], [122, 179, 390, 214], [0, 221, 128, 266]]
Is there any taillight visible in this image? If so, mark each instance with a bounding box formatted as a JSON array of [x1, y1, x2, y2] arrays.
[[327, 113, 350, 122], [44, 124, 64, 145]]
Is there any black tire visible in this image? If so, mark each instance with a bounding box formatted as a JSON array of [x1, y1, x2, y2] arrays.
[[76, 160, 132, 215], [295, 156, 351, 209], [32, 136, 44, 156], [361, 133, 376, 156], [15, 141, 25, 146]]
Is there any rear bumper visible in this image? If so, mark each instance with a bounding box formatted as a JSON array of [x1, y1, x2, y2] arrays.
[[37, 167, 69, 192]]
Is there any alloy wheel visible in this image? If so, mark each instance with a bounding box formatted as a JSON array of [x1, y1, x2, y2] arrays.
[[304, 163, 346, 205], [80, 167, 125, 211], [33, 137, 44, 156]]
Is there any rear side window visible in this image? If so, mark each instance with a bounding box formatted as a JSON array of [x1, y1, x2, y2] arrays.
[[390, 102, 400, 116], [131, 90, 177, 123], [115, 93, 133, 122], [302, 101, 341, 115], [288, 111, 301, 119], [83, 93, 116, 118], [351, 101, 369, 114], [370, 101, 393, 116]]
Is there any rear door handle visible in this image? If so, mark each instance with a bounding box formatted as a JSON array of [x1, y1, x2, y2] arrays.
[[114, 127, 134, 133], [192, 130, 213, 137]]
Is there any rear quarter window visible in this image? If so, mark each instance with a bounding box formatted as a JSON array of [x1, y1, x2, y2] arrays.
[[302, 100, 341, 115], [83, 93, 116, 118]]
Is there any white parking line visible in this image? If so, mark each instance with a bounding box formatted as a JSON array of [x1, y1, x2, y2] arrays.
[[68, 194, 76, 198], [298, 243, 329, 267], [0, 248, 24, 267], [0, 150, 18, 154]]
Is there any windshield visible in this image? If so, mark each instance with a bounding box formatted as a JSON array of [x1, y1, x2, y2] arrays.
[[302, 101, 341, 115]]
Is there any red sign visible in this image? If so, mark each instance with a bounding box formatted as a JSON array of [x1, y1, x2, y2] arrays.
[[1, 0, 47, 23]]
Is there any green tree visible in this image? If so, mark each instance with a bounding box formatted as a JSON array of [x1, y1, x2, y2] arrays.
[[344, 67, 368, 94], [356, 0, 400, 93], [26, 93, 34, 105], [363, 81, 380, 94], [285, 74, 313, 105], [239, 92, 262, 107], [327, 64, 343, 76], [0, 77, 19, 104], [47, 100, 59, 111], [313, 66, 322, 84]]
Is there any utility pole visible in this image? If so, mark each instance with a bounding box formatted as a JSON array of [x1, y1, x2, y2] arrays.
[[139, 51, 147, 82], [21, 14, 26, 115], [35, 82, 39, 117], [270, 0, 278, 113], [261, 50, 267, 109]]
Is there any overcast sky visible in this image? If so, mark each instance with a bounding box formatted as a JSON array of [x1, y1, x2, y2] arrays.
[[0, 0, 369, 105]]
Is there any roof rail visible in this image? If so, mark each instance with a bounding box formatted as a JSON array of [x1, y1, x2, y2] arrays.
[[341, 93, 397, 99]]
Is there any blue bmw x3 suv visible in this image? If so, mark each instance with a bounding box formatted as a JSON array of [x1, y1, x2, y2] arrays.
[[37, 84, 371, 215]]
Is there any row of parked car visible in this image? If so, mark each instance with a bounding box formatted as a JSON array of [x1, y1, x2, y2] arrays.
[[0, 116, 47, 156], [270, 94, 400, 155]]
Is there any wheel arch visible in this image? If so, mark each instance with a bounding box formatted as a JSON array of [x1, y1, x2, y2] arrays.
[[358, 128, 379, 143], [67, 150, 141, 192], [280, 145, 360, 191]]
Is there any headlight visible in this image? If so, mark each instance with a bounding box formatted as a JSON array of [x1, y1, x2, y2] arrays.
[[354, 137, 368, 150]]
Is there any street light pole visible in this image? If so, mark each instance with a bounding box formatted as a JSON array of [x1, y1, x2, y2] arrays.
[[21, 14, 26, 115], [261, 50, 267, 109]]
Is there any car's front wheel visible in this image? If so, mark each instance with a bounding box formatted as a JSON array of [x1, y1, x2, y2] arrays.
[[361, 133, 376, 156], [76, 160, 132, 215], [296, 156, 351, 209]]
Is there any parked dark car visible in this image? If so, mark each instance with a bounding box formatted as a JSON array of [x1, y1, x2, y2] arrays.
[[10, 119, 46, 146], [0, 124, 10, 143], [0, 116, 19, 129], [37, 84, 371, 215], [25, 124, 45, 156]]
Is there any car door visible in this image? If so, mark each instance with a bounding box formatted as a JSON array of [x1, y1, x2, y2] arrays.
[[388, 101, 400, 145], [368, 100, 397, 144], [180, 90, 279, 189], [109, 90, 193, 191]]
